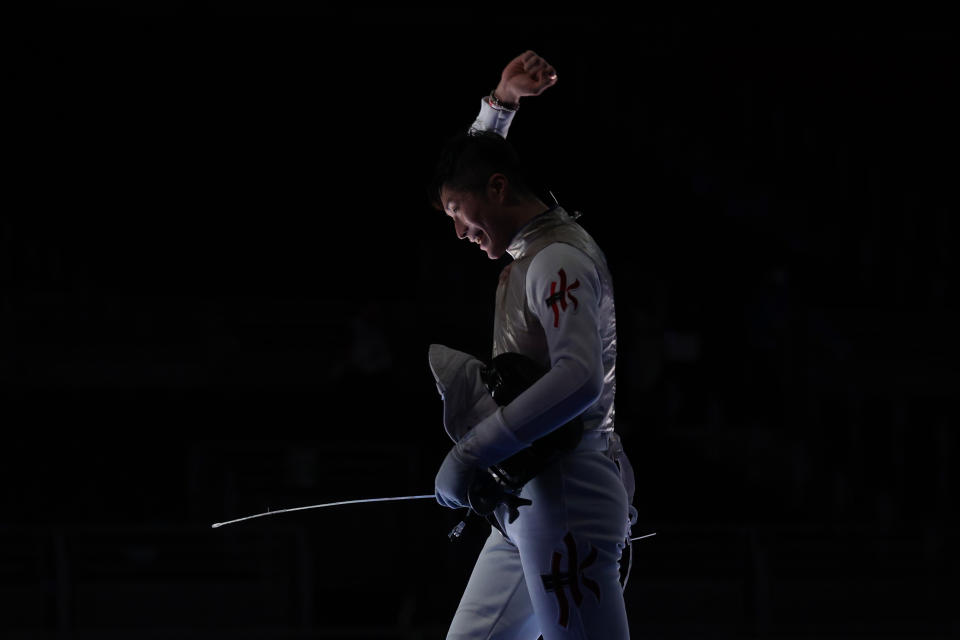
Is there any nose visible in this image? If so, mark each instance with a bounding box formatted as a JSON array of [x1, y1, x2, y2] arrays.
[[453, 219, 467, 240]]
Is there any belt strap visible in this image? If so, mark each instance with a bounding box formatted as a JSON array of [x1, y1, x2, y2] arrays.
[[574, 429, 612, 452], [575, 431, 636, 507]]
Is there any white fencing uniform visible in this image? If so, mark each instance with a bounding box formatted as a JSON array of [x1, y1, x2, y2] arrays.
[[438, 98, 637, 639]]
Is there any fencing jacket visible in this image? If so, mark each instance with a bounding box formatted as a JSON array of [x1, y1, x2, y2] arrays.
[[469, 97, 618, 445]]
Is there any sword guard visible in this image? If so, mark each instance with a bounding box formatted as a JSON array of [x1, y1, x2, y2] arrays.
[[467, 471, 532, 521]]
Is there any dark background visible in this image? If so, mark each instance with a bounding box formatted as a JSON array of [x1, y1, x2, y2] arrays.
[[3, 4, 957, 638]]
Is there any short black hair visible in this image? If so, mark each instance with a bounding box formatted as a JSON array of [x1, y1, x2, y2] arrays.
[[428, 129, 535, 211]]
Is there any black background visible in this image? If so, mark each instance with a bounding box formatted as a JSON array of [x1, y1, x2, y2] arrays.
[[3, 4, 957, 638]]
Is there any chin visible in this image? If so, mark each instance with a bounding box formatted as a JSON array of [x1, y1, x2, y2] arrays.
[[478, 236, 506, 259]]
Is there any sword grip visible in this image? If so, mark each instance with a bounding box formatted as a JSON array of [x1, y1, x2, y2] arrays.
[[467, 471, 532, 522]]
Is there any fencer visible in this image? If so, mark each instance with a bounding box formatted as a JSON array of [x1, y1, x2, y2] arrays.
[[428, 50, 638, 640]]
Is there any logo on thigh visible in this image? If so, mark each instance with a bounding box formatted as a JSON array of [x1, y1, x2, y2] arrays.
[[540, 532, 601, 628]]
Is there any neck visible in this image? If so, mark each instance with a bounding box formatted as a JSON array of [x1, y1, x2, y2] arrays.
[[505, 196, 551, 239]]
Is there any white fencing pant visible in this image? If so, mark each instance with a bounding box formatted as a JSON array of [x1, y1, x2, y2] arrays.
[[447, 434, 632, 640]]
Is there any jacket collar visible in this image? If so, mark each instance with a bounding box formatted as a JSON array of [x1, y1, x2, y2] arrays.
[[505, 206, 578, 261]]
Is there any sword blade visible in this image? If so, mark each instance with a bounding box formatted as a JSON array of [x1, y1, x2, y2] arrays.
[[211, 494, 435, 529], [630, 532, 656, 542]]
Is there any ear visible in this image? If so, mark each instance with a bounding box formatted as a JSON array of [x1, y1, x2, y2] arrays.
[[486, 173, 509, 204]]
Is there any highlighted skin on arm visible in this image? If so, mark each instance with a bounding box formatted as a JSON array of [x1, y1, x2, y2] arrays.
[[469, 50, 557, 138]]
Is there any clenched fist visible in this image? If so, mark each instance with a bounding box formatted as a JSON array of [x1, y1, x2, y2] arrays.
[[495, 50, 558, 106]]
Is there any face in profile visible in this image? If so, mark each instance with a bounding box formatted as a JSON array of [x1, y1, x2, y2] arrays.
[[440, 176, 513, 260]]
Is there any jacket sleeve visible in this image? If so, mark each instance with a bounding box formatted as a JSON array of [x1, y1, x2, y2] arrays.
[[468, 96, 517, 138], [501, 242, 604, 444], [459, 242, 603, 467]]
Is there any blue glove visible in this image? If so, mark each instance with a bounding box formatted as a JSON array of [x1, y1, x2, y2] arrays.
[[434, 407, 529, 510], [434, 443, 476, 509]]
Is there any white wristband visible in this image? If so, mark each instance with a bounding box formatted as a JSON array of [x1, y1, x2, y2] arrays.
[[468, 96, 516, 138]]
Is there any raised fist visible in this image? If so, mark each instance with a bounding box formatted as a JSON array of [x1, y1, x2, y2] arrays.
[[495, 50, 558, 106]]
